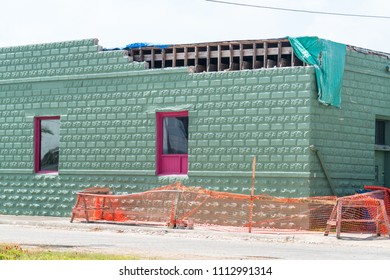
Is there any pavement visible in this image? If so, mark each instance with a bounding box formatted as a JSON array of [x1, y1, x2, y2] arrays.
[[0, 213, 319, 241], [1, 214, 390, 259], [0, 213, 389, 244]]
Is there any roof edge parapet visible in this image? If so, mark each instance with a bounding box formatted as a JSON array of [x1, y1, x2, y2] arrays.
[[122, 38, 306, 72]]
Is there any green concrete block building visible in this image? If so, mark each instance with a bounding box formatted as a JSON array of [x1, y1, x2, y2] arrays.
[[0, 37, 389, 217]]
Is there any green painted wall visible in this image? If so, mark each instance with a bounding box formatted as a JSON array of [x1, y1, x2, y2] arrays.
[[309, 48, 390, 196], [1, 38, 387, 217]]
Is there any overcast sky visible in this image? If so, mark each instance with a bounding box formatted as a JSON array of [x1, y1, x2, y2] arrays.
[[1, 0, 389, 53]]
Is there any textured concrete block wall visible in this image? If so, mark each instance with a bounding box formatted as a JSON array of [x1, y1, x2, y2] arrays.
[[0, 39, 317, 217], [188, 67, 315, 197], [309, 49, 390, 196]]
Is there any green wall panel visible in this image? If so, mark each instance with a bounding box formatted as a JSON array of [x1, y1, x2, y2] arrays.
[[0, 38, 358, 217]]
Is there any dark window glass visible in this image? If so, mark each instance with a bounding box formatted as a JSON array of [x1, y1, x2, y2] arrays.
[[162, 117, 188, 154], [376, 120, 386, 145], [40, 119, 60, 171]]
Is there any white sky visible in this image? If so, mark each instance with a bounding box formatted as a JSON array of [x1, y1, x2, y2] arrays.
[[1, 0, 390, 53]]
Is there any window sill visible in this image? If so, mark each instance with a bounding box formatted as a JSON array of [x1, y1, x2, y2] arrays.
[[35, 171, 59, 176], [375, 145, 390, 151], [157, 174, 189, 179]]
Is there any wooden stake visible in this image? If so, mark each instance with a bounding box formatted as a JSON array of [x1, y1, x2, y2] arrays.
[[249, 156, 256, 233], [169, 191, 182, 229]]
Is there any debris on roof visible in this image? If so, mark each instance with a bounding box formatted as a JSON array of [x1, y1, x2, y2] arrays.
[[117, 38, 304, 72]]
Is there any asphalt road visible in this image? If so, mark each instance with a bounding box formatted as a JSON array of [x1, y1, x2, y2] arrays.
[[1, 215, 390, 259]]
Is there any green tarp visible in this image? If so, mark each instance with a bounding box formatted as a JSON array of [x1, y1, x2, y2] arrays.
[[288, 36, 346, 108]]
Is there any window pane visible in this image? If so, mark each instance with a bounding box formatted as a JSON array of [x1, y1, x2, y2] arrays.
[[163, 117, 188, 154], [40, 119, 60, 171], [376, 120, 386, 145]]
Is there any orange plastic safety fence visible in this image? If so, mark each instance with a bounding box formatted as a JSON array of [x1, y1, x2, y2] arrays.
[[364, 186, 390, 216], [71, 182, 341, 233], [324, 190, 390, 237]]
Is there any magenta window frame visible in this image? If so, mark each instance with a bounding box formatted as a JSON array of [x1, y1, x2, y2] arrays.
[[156, 111, 188, 175], [34, 116, 60, 174]]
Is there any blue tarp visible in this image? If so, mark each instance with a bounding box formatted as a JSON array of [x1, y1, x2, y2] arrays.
[[124, 42, 170, 50], [103, 42, 170, 51], [288, 36, 346, 108]]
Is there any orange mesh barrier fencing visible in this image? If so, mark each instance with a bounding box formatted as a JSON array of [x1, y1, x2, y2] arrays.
[[71, 189, 181, 226], [364, 186, 390, 216], [325, 190, 390, 238], [71, 182, 337, 233]]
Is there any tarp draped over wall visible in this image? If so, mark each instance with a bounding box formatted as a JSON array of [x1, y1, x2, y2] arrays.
[[124, 42, 170, 50], [103, 42, 170, 51], [288, 36, 346, 108]]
